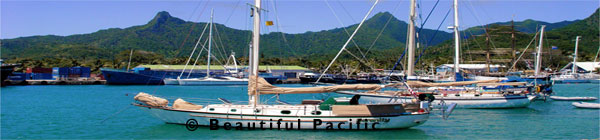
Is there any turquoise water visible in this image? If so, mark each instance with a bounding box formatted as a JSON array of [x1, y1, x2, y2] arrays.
[[1, 84, 599, 139]]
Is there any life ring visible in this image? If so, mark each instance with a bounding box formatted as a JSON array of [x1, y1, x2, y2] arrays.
[[535, 86, 541, 93]]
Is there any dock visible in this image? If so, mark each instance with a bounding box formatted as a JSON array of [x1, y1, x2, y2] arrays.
[[6, 80, 106, 85]]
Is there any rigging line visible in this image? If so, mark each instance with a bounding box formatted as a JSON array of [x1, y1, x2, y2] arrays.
[[262, 0, 271, 34], [410, 5, 452, 70], [187, 38, 210, 78], [324, 0, 367, 59], [364, 0, 404, 58], [344, 49, 376, 74], [463, 34, 473, 63], [212, 23, 230, 62], [269, 0, 284, 60], [403, 22, 410, 70], [464, 0, 498, 50], [415, 0, 440, 35], [335, 0, 356, 23], [173, 0, 211, 58], [508, 30, 540, 72], [343, 49, 385, 84], [592, 46, 600, 73], [243, 5, 250, 61], [315, 0, 379, 84], [271, 0, 299, 58], [389, 45, 408, 77], [100, 105, 132, 124], [210, 32, 229, 68], [180, 23, 210, 78], [223, 0, 243, 25], [466, 29, 485, 53], [205, 32, 226, 69]]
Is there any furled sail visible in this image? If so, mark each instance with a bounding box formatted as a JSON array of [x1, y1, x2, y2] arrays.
[[134, 92, 169, 107], [387, 79, 501, 88], [248, 76, 383, 95], [476, 82, 527, 86]]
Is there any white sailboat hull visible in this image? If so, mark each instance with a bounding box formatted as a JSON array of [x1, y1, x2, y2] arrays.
[[136, 104, 429, 129], [339, 91, 535, 109], [163, 78, 179, 85], [178, 77, 248, 85], [471, 76, 508, 81], [550, 96, 598, 101], [572, 102, 600, 109]]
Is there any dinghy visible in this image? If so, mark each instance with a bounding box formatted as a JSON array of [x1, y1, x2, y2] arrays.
[[572, 102, 600, 109], [549, 96, 598, 101]]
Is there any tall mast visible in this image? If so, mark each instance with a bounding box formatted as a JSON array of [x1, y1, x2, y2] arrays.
[[485, 27, 491, 73], [511, 19, 516, 71], [453, 0, 461, 76], [592, 46, 600, 74], [572, 36, 581, 74], [206, 9, 214, 78], [127, 49, 133, 72], [406, 0, 417, 76], [534, 25, 545, 76], [249, 0, 261, 105]]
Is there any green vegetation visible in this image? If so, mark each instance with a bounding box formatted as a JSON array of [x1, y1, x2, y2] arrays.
[[2, 9, 598, 75]]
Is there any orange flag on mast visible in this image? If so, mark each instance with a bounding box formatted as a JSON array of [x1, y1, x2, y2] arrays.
[[265, 21, 274, 26]]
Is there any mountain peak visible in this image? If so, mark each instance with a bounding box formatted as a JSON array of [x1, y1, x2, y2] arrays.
[[373, 11, 393, 17], [370, 12, 396, 21], [153, 11, 173, 21], [145, 11, 184, 29], [365, 11, 403, 26]]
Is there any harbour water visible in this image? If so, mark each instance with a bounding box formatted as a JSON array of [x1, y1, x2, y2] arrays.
[[1, 84, 598, 139]]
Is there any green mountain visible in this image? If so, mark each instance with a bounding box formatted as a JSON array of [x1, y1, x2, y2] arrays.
[[2, 9, 596, 73], [463, 19, 579, 36], [0, 11, 452, 61]]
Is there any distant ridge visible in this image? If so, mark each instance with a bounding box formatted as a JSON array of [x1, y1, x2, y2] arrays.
[[1, 9, 595, 66], [1, 11, 453, 60]]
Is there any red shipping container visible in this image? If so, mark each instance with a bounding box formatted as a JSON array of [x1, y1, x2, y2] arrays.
[[98, 74, 105, 80], [32, 67, 53, 73], [68, 74, 80, 78], [26, 68, 32, 73]]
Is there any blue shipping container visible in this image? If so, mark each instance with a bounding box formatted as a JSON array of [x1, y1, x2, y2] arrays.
[[25, 73, 32, 80], [58, 67, 69, 75], [32, 73, 53, 80], [8, 73, 26, 81], [81, 67, 91, 77], [70, 67, 81, 75]]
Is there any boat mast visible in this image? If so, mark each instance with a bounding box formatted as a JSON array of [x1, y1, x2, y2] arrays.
[[511, 18, 516, 72], [406, 0, 417, 76], [207, 9, 214, 78], [249, 0, 261, 105], [593, 46, 600, 74], [232, 52, 238, 73], [572, 36, 581, 74], [534, 25, 545, 76], [453, 0, 461, 78], [127, 49, 133, 72]]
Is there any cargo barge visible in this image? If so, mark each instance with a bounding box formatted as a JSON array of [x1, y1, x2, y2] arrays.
[[101, 67, 206, 85], [101, 65, 309, 85]]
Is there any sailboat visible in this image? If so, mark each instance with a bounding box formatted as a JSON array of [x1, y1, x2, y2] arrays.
[[176, 10, 248, 86], [133, 0, 431, 129], [338, 0, 535, 109], [552, 36, 600, 83]]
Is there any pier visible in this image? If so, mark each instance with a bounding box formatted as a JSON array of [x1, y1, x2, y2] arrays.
[[5, 80, 106, 85]]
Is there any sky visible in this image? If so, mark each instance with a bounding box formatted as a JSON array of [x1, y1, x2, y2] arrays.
[[1, 0, 598, 39]]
